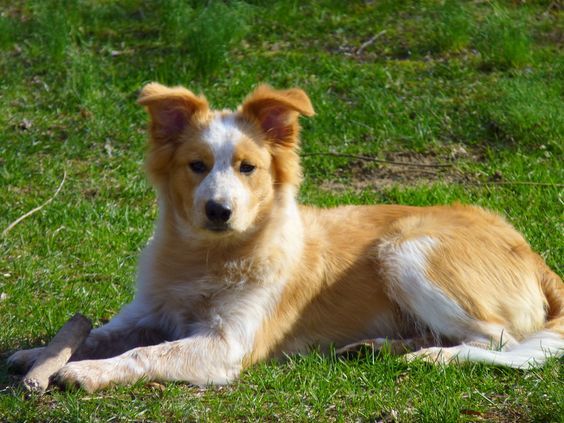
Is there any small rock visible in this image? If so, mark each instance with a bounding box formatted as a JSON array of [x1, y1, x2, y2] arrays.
[[18, 119, 32, 130]]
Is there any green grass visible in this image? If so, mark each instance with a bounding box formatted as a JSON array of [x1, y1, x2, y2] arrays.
[[427, 0, 474, 54], [475, 5, 532, 70], [1, 0, 562, 421]]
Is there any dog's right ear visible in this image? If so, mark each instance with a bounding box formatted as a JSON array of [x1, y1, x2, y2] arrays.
[[240, 85, 315, 149], [138, 82, 209, 144]]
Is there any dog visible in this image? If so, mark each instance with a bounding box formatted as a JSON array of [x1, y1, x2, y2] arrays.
[[8, 83, 563, 392]]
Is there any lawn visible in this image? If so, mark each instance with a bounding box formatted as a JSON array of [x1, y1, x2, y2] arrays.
[[0, 0, 562, 421]]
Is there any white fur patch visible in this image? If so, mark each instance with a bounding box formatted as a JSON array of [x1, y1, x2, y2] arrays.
[[413, 330, 564, 369], [380, 236, 474, 338], [194, 113, 251, 231]]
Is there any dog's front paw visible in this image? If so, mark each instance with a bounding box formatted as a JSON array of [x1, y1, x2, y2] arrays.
[[7, 347, 45, 374], [54, 361, 111, 393]]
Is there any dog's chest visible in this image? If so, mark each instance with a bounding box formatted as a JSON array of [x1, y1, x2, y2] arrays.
[[146, 257, 272, 332]]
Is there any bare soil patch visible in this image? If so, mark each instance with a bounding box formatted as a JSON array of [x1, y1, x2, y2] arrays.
[[318, 148, 478, 192]]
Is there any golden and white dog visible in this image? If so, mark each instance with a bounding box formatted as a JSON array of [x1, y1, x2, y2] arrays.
[[9, 83, 564, 392]]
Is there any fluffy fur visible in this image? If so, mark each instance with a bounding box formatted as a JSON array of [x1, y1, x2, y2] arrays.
[[8, 83, 564, 392]]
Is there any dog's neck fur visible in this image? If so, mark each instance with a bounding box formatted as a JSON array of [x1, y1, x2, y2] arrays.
[[152, 184, 304, 289]]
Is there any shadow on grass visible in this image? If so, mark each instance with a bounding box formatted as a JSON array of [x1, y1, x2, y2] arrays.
[[0, 338, 47, 391], [0, 361, 23, 392]]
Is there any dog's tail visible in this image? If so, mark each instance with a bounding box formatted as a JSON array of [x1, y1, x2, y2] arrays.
[[455, 267, 564, 369], [540, 266, 564, 338]]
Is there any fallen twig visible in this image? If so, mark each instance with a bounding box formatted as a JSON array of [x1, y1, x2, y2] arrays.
[[356, 30, 387, 55], [302, 152, 453, 168], [22, 313, 92, 394], [475, 390, 496, 406], [2, 171, 66, 237]]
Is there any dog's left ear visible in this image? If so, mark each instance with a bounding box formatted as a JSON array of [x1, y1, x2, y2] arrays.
[[138, 82, 209, 145], [240, 85, 315, 148]]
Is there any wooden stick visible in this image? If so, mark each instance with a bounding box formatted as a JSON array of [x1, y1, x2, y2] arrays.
[[22, 313, 92, 394], [356, 30, 387, 55], [2, 171, 66, 237]]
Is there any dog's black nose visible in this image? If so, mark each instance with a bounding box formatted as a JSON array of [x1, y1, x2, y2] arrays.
[[205, 200, 232, 224]]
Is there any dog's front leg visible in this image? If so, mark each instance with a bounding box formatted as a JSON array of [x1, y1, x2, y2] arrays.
[[55, 334, 242, 392], [8, 300, 164, 374], [70, 296, 177, 362]]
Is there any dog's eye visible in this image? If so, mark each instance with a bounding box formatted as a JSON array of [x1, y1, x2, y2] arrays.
[[239, 162, 256, 175], [189, 161, 208, 174]]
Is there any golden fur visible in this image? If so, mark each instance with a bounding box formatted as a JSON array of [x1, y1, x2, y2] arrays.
[[8, 83, 563, 392]]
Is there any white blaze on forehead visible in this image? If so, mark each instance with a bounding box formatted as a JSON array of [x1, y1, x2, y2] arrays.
[[201, 113, 243, 167], [195, 113, 251, 226]]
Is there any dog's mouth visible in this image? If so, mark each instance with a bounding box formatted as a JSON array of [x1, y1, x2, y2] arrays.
[[205, 222, 232, 233]]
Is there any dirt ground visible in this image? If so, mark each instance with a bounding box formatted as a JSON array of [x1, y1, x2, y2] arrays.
[[318, 146, 481, 192]]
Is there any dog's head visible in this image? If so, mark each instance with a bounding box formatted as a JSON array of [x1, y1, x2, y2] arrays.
[[138, 83, 314, 238]]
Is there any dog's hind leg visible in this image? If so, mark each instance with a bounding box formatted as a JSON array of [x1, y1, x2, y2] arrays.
[[336, 335, 437, 357], [376, 223, 562, 368], [376, 234, 523, 363], [403, 330, 564, 368]]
